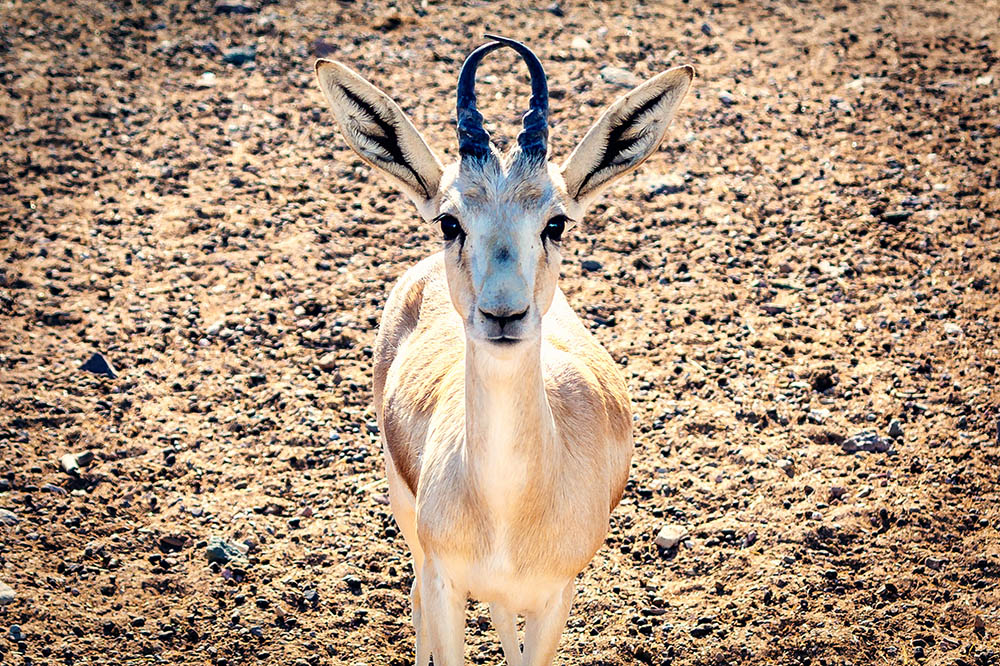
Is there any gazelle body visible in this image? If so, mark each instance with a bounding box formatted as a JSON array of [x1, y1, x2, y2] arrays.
[[315, 36, 693, 666]]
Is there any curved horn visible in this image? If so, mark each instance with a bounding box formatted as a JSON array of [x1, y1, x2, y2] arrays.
[[484, 34, 549, 160], [456, 40, 504, 161]]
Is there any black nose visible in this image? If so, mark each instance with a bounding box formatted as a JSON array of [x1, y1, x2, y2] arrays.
[[480, 308, 528, 330]]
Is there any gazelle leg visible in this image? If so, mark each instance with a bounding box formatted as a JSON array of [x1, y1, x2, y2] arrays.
[[521, 582, 575, 666], [411, 575, 431, 666], [420, 558, 466, 666], [490, 603, 522, 666]]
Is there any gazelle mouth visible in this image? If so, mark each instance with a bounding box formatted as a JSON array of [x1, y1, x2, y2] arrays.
[[487, 336, 522, 345]]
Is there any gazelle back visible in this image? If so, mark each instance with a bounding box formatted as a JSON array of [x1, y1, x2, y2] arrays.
[[315, 34, 693, 666]]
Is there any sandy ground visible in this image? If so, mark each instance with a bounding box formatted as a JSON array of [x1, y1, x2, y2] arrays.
[[1, 0, 999, 664]]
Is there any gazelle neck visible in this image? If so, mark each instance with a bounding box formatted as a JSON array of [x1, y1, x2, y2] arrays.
[[464, 336, 557, 460]]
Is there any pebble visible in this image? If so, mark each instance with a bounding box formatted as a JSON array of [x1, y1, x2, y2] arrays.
[[570, 36, 590, 50], [761, 303, 786, 315], [0, 509, 19, 526], [882, 210, 911, 224], [214, 0, 259, 14], [829, 486, 847, 501], [223, 46, 257, 65], [600, 66, 640, 88], [197, 72, 217, 88], [0, 581, 14, 605], [206, 536, 249, 563], [840, 430, 891, 454], [925, 557, 944, 571], [80, 352, 116, 378], [9, 624, 23, 641], [808, 408, 830, 425], [581, 259, 602, 272], [317, 352, 337, 371], [61, 451, 94, 476], [943, 322, 963, 336], [776, 459, 794, 476], [654, 524, 687, 549], [889, 419, 903, 439], [717, 90, 735, 106]]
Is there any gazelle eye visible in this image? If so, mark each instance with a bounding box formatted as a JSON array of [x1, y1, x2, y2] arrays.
[[437, 214, 463, 242], [543, 215, 568, 242]]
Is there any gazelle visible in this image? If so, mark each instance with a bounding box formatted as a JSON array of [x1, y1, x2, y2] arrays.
[[315, 35, 693, 666]]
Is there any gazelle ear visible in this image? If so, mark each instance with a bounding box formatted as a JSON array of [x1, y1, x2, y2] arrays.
[[315, 59, 443, 219], [561, 65, 694, 210]]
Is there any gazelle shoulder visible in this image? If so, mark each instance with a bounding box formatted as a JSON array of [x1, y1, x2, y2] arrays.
[[373, 252, 451, 403]]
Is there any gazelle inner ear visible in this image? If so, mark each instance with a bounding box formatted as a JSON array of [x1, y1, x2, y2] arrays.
[[315, 59, 443, 218], [561, 65, 694, 209]]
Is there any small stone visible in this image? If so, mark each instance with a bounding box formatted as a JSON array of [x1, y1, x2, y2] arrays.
[[80, 352, 116, 378], [829, 486, 847, 501], [776, 459, 794, 476], [0, 509, 19, 526], [61, 451, 94, 476], [570, 36, 590, 50], [700, 22, 713, 36], [882, 210, 911, 224], [853, 320, 868, 332], [600, 66, 640, 88], [718, 90, 735, 106], [214, 0, 259, 14], [197, 72, 217, 88], [10, 624, 24, 641], [840, 430, 891, 454], [654, 524, 688, 550], [808, 409, 830, 425], [545, 2, 564, 17], [858, 485, 872, 498], [761, 303, 786, 315], [888, 419, 903, 439], [223, 46, 257, 65], [581, 259, 602, 272], [925, 557, 944, 571], [976, 74, 993, 86], [943, 322, 963, 336], [317, 352, 337, 371], [0, 581, 15, 605], [206, 536, 249, 564]]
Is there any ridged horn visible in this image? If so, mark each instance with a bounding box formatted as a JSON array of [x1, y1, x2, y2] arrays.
[[484, 33, 549, 160], [456, 40, 504, 161]]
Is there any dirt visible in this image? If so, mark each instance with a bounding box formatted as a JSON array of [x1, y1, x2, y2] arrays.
[[1, 0, 999, 665]]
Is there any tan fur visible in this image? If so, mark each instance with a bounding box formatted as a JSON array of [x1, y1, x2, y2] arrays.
[[375, 254, 632, 581]]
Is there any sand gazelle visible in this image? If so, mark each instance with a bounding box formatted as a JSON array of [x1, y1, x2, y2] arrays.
[[315, 35, 692, 666]]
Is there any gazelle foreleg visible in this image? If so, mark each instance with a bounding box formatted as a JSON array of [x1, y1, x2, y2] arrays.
[[411, 575, 431, 666], [521, 582, 575, 666], [420, 558, 467, 666], [490, 602, 522, 666]]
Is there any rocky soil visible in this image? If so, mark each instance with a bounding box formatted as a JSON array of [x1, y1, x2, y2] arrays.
[[2, 0, 999, 664]]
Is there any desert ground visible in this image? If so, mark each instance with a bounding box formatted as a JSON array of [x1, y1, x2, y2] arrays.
[[1, 0, 999, 664]]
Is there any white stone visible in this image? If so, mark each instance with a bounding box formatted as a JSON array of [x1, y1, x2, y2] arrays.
[[600, 66, 640, 88], [0, 582, 14, 606], [655, 524, 687, 549]]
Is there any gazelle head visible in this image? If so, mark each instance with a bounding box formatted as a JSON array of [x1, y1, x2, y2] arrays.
[[316, 36, 692, 353]]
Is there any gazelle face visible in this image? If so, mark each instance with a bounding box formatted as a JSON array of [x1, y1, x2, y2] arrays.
[[436, 159, 571, 349], [315, 34, 693, 350]]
